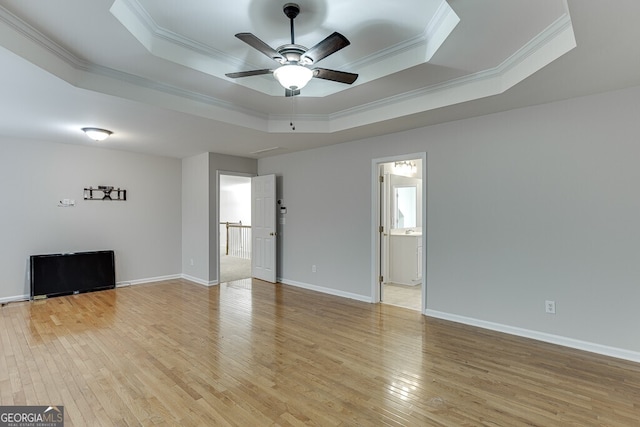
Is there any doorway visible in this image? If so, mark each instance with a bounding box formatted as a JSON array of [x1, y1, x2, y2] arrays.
[[218, 173, 252, 283], [373, 154, 426, 311]]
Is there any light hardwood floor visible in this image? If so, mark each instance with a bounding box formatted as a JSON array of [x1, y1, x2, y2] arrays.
[[1, 278, 639, 426]]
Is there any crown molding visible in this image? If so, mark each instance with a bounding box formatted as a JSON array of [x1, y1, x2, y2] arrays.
[[0, 4, 270, 130], [110, 0, 249, 69], [266, 12, 575, 133], [0, 3, 575, 136], [345, 0, 459, 71], [323, 13, 576, 132], [0, 6, 84, 71]]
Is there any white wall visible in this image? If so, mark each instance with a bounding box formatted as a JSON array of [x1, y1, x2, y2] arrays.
[[258, 85, 640, 356], [182, 153, 256, 284], [182, 153, 210, 282], [4, 83, 638, 358], [261, 143, 373, 299], [0, 137, 181, 301]]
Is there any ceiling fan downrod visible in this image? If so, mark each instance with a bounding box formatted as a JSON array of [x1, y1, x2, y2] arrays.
[[283, 3, 300, 45]]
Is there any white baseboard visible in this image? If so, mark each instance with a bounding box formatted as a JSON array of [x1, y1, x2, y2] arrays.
[[278, 278, 373, 303], [425, 309, 640, 364], [116, 274, 182, 287], [117, 274, 218, 287], [181, 274, 218, 287], [0, 294, 30, 304], [119, 274, 218, 287]]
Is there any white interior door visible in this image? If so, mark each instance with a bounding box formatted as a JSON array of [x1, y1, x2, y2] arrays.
[[251, 174, 277, 282]]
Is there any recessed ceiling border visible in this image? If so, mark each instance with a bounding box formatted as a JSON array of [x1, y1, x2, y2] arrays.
[[269, 13, 577, 133], [110, 0, 460, 98], [0, 2, 575, 136]]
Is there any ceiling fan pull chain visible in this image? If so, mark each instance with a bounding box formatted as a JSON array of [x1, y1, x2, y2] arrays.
[[290, 96, 296, 131]]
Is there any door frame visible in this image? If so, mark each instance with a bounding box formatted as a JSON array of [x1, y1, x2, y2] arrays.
[[216, 170, 255, 285], [371, 152, 427, 313]]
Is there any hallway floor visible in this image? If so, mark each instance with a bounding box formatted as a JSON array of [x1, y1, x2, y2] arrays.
[[383, 282, 421, 311], [220, 253, 251, 283]]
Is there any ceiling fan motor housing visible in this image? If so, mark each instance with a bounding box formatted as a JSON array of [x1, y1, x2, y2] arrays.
[[277, 45, 307, 64]]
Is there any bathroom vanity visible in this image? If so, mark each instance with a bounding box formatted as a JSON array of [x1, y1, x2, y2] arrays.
[[388, 230, 423, 285]]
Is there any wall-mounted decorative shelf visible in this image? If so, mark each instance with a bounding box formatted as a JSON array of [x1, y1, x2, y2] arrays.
[[84, 186, 127, 201]]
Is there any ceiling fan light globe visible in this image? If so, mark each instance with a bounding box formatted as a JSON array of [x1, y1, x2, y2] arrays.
[[273, 65, 313, 90]]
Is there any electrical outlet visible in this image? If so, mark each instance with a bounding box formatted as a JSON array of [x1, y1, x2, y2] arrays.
[[312, 265, 317, 273], [545, 300, 556, 314], [190, 258, 194, 266]]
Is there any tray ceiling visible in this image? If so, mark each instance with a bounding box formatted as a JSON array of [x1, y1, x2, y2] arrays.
[[0, 1, 608, 158]]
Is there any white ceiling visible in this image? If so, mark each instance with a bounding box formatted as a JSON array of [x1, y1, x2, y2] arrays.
[[0, 1, 639, 159]]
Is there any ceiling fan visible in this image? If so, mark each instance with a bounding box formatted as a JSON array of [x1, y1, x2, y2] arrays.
[[225, 3, 358, 97]]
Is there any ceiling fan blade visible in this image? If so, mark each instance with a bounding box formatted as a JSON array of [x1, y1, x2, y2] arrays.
[[225, 69, 273, 78], [301, 32, 350, 65], [235, 33, 285, 63], [313, 68, 358, 85], [285, 89, 301, 97]]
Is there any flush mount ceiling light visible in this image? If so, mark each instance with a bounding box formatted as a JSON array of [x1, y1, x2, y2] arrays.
[[81, 127, 113, 141]]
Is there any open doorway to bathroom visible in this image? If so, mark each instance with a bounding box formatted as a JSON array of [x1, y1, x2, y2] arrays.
[[374, 155, 426, 311], [219, 173, 252, 283]]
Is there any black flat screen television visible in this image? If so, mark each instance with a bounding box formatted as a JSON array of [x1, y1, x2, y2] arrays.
[[30, 250, 116, 299]]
